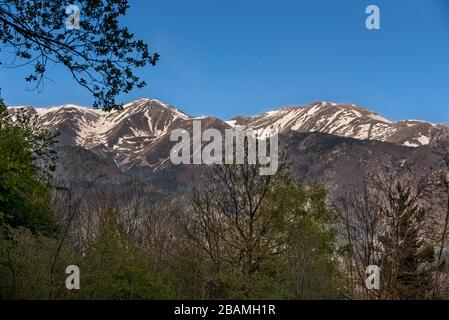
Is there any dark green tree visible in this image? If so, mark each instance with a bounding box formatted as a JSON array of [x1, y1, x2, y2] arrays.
[[380, 183, 434, 299], [337, 172, 436, 299]]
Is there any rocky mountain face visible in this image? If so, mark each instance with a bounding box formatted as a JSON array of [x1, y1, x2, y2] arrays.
[[8, 99, 447, 196], [229, 101, 446, 147]]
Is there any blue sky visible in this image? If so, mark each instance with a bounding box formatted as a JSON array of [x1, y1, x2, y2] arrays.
[[1, 0, 449, 122]]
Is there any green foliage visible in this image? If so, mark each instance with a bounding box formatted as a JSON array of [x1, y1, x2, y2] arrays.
[[0, 216, 172, 300], [77, 214, 171, 299], [271, 181, 342, 299], [0, 100, 57, 235], [185, 163, 342, 299], [162, 243, 209, 299], [0, 227, 68, 299]]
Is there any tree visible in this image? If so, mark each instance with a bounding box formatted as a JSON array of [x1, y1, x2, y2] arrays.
[[0, 97, 58, 234], [336, 184, 382, 298], [430, 130, 449, 297], [78, 209, 171, 299], [378, 182, 434, 299], [0, 0, 159, 110], [184, 158, 340, 299], [0, 202, 173, 300], [283, 183, 340, 299], [0, 226, 68, 299], [336, 167, 435, 299]]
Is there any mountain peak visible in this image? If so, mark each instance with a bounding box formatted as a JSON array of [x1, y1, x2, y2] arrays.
[[121, 98, 190, 120]]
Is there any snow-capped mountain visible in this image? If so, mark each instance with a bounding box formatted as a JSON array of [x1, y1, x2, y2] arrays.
[[8, 99, 448, 172], [11, 99, 446, 150], [7, 98, 447, 195], [10, 99, 229, 172], [32, 99, 189, 147], [228, 102, 445, 147]]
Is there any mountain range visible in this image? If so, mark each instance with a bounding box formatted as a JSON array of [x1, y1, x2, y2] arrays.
[[8, 99, 447, 197]]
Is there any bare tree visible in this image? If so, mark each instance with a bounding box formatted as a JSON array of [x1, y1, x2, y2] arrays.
[[186, 162, 287, 277], [430, 130, 449, 297], [336, 184, 382, 299], [336, 165, 435, 299]]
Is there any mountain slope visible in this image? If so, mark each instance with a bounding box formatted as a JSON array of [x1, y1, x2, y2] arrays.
[[8, 98, 447, 195], [11, 99, 446, 152], [229, 102, 446, 147], [10, 99, 231, 178]]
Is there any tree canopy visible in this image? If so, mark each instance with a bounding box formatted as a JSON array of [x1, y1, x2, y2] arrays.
[[0, 0, 159, 110], [0, 97, 58, 234]]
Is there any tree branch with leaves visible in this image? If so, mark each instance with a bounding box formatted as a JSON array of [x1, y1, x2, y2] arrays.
[[0, 0, 159, 110]]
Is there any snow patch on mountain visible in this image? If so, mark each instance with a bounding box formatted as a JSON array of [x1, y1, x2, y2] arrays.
[[238, 102, 439, 147], [9, 99, 445, 159]]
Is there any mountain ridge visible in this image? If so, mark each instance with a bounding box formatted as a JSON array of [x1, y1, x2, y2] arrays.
[[7, 98, 445, 197], [9, 98, 448, 150]]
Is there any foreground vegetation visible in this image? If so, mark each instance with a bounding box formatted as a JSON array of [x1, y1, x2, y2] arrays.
[[2, 98, 449, 300]]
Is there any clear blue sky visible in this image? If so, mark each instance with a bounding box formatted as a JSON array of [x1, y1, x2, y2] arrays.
[[1, 0, 449, 122]]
